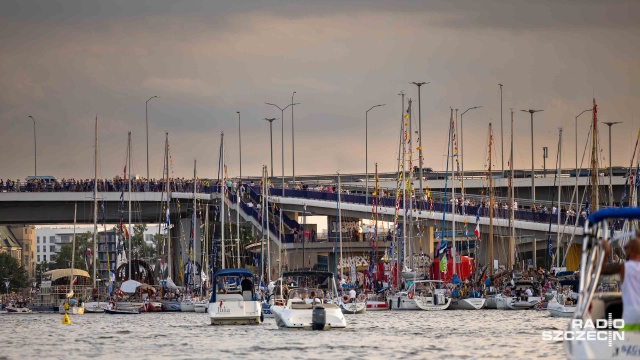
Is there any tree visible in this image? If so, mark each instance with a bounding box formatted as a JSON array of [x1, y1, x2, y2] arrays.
[[131, 224, 156, 261], [51, 231, 93, 272], [0, 253, 28, 291]]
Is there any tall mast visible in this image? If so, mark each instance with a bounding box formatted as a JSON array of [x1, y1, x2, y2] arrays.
[[265, 166, 270, 281], [401, 92, 406, 279], [556, 128, 563, 267], [92, 116, 98, 288], [508, 110, 515, 271], [452, 109, 456, 276], [165, 133, 172, 280], [338, 171, 343, 270], [237, 175, 241, 269], [221, 132, 226, 269], [408, 99, 413, 271], [260, 165, 265, 284], [488, 123, 494, 276], [192, 159, 197, 291], [590, 99, 598, 213], [71, 202, 77, 294], [204, 204, 208, 286], [127, 131, 133, 279]]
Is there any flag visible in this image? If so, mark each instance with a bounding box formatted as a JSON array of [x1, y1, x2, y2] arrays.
[[124, 226, 129, 239], [440, 250, 448, 273], [548, 236, 553, 257], [71, 276, 78, 285], [474, 223, 480, 240]]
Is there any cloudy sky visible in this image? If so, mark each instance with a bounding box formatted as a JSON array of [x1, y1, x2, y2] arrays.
[[1, 0, 639, 181]]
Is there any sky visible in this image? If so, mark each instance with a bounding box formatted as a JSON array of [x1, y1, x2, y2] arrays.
[[1, 0, 639, 181]]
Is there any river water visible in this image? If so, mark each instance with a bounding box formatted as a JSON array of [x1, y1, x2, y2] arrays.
[[1, 310, 568, 360]]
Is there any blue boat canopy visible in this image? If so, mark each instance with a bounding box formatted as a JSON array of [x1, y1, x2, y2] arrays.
[[587, 207, 640, 224], [213, 268, 254, 278]]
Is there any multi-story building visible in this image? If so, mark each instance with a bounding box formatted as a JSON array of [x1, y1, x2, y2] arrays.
[[0, 226, 22, 264], [8, 225, 36, 280]]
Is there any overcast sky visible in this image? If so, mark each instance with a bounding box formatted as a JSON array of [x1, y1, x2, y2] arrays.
[[1, 0, 639, 181]]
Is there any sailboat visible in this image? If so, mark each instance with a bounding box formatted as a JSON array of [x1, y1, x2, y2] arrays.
[[448, 111, 485, 310], [58, 202, 85, 315], [335, 172, 366, 315], [180, 160, 199, 313]]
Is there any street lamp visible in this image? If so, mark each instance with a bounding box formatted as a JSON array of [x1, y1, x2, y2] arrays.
[[146, 96, 159, 189], [27, 116, 36, 177], [266, 102, 299, 194], [603, 121, 623, 207], [237, 111, 242, 179], [410, 81, 429, 200], [263, 118, 278, 178], [460, 106, 482, 196], [521, 109, 544, 205], [291, 91, 297, 182], [365, 104, 385, 204]]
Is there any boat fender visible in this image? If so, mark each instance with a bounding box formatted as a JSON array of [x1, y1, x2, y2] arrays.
[[357, 294, 366, 302], [407, 291, 414, 300], [388, 300, 392, 310], [342, 294, 350, 303], [311, 305, 326, 330], [260, 312, 264, 323], [397, 297, 401, 308]]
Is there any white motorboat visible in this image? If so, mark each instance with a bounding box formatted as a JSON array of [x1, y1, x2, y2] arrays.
[[180, 297, 196, 312], [339, 300, 366, 314], [504, 279, 543, 310], [6, 306, 32, 314], [194, 299, 208, 313], [391, 280, 451, 311], [271, 270, 346, 330], [547, 295, 576, 318], [84, 301, 108, 313], [161, 300, 181, 312], [485, 293, 509, 309], [209, 269, 262, 325], [448, 297, 486, 310]]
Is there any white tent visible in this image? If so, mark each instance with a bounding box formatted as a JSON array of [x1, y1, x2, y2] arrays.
[[120, 279, 142, 293]]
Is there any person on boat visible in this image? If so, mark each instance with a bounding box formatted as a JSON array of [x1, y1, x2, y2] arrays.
[[291, 292, 301, 301], [601, 234, 640, 330], [349, 288, 356, 303], [241, 277, 253, 295]]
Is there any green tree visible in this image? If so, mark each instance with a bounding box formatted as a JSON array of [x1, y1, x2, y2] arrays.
[[51, 231, 93, 271], [131, 224, 157, 260], [0, 253, 28, 291]]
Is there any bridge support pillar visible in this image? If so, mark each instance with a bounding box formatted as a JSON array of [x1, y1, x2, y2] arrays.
[[532, 237, 537, 270]]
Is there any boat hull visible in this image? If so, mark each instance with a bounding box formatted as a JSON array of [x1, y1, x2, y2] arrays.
[[505, 296, 542, 310], [262, 302, 275, 318], [105, 308, 140, 315], [6, 307, 32, 314], [58, 304, 85, 315], [414, 295, 451, 310], [180, 301, 195, 312], [547, 301, 576, 318], [389, 295, 421, 310], [271, 303, 346, 330], [84, 302, 108, 313], [366, 301, 389, 311], [340, 302, 366, 314], [194, 303, 207, 313], [448, 298, 486, 310], [161, 301, 181, 312], [209, 300, 262, 325]]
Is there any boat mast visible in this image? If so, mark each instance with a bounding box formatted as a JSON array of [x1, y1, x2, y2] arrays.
[[489, 123, 494, 276], [260, 165, 265, 284], [221, 132, 226, 269], [265, 165, 270, 281], [508, 110, 515, 271], [192, 159, 197, 292], [338, 171, 343, 272], [92, 116, 98, 289], [556, 128, 563, 267], [452, 109, 456, 276], [127, 131, 133, 279], [237, 175, 241, 269], [204, 203, 208, 289], [71, 202, 77, 295], [408, 99, 413, 271], [165, 133, 172, 280], [590, 99, 598, 213], [401, 92, 406, 284]]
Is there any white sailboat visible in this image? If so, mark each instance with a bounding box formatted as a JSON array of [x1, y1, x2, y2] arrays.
[[181, 160, 198, 313]]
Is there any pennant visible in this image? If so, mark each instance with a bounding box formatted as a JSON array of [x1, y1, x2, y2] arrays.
[[474, 223, 480, 240]]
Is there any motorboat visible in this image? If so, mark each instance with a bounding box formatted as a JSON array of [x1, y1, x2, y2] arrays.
[[194, 299, 208, 313], [84, 301, 108, 313], [504, 280, 543, 310], [339, 300, 366, 314], [547, 294, 576, 318], [161, 300, 181, 312], [105, 306, 140, 315], [365, 292, 389, 311], [390, 280, 451, 311], [485, 293, 509, 309], [208, 268, 262, 325], [6, 306, 32, 314], [271, 270, 346, 330], [180, 297, 196, 312], [565, 208, 640, 359], [58, 301, 85, 315], [448, 297, 486, 310]]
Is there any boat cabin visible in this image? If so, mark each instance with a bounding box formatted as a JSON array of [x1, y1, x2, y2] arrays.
[[210, 268, 257, 303]]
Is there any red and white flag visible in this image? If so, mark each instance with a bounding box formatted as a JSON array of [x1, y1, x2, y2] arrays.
[[474, 223, 480, 240]]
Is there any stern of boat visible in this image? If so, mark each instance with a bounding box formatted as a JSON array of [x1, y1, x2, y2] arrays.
[[209, 300, 262, 325]]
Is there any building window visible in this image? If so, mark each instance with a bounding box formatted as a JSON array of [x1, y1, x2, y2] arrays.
[[37, 245, 40, 252], [43, 255, 47, 262], [37, 236, 40, 243], [50, 245, 55, 252], [50, 236, 55, 243], [43, 237, 46, 244], [37, 255, 40, 262]]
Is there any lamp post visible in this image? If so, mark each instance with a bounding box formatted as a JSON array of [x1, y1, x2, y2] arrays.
[[410, 81, 429, 200], [543, 147, 548, 177], [264, 118, 278, 178], [266, 102, 299, 193], [291, 91, 297, 183], [499, 84, 504, 175], [521, 109, 544, 205], [460, 106, 482, 197], [237, 111, 242, 179], [603, 121, 622, 207], [27, 116, 36, 176], [365, 104, 385, 204], [146, 96, 159, 189]]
